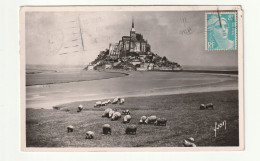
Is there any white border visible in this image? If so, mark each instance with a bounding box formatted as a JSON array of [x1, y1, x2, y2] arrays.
[[20, 6, 244, 152]]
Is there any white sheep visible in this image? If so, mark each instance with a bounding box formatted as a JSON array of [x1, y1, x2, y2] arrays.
[[145, 115, 157, 124], [183, 137, 196, 147], [94, 101, 102, 107], [111, 112, 122, 121], [108, 110, 115, 118], [112, 97, 119, 104], [67, 125, 74, 133], [139, 116, 147, 124], [85, 131, 95, 139], [102, 108, 112, 117], [123, 115, 131, 123], [119, 98, 125, 105], [77, 104, 83, 112]]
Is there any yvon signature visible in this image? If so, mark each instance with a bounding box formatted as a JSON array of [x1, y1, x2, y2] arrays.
[[213, 120, 226, 137]]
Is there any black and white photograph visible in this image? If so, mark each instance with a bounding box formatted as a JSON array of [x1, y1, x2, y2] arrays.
[[20, 6, 243, 151]]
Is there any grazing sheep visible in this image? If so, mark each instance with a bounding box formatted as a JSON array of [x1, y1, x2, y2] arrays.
[[154, 118, 167, 126], [183, 137, 196, 147], [109, 110, 115, 118], [206, 103, 214, 110], [200, 104, 206, 110], [107, 100, 111, 104], [119, 98, 125, 105], [102, 124, 111, 135], [145, 115, 157, 124], [112, 97, 119, 104], [102, 108, 112, 117], [125, 125, 137, 135], [77, 104, 83, 112], [67, 125, 74, 133], [101, 101, 107, 106], [94, 101, 102, 107], [122, 109, 130, 115], [139, 116, 147, 124], [85, 131, 95, 139], [123, 115, 131, 124], [111, 112, 122, 121]]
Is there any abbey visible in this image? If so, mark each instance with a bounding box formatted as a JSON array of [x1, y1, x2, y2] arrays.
[[108, 18, 151, 57]]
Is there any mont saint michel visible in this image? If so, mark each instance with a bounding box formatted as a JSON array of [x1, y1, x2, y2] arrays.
[[86, 18, 182, 71]]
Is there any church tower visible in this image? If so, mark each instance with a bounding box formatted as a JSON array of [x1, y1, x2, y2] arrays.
[[130, 17, 136, 40], [130, 17, 136, 52]]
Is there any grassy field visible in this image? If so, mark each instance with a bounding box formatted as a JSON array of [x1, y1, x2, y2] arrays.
[[26, 90, 239, 147]]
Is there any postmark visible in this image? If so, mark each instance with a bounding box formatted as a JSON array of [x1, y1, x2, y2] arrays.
[[205, 12, 237, 50]]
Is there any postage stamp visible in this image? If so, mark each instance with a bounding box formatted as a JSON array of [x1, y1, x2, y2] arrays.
[[206, 12, 237, 50]]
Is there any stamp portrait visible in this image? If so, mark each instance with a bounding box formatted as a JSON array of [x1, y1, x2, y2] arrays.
[[206, 12, 237, 50]]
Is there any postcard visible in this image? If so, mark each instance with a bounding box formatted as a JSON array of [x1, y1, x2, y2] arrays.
[[20, 5, 244, 151]]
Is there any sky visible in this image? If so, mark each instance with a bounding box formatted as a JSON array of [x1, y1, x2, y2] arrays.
[[25, 11, 238, 67]]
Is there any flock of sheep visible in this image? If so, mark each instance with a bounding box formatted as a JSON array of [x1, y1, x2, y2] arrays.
[[67, 97, 214, 147]]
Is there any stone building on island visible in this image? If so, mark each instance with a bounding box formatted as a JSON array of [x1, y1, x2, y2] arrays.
[[87, 18, 182, 71], [108, 18, 151, 58]]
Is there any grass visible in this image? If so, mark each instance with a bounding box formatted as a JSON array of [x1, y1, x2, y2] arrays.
[[26, 90, 239, 147]]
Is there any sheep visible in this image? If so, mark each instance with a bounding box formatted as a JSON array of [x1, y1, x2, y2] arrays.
[[101, 101, 107, 106], [67, 125, 74, 133], [145, 115, 157, 124], [122, 115, 131, 124], [139, 116, 147, 124], [85, 131, 95, 139], [102, 124, 111, 135], [119, 98, 125, 105], [77, 104, 83, 112], [107, 100, 111, 104], [102, 108, 112, 117], [154, 118, 167, 126], [111, 112, 122, 121], [112, 97, 119, 104], [122, 109, 130, 115], [206, 103, 214, 110], [200, 104, 206, 110], [109, 110, 115, 118], [183, 137, 196, 147], [125, 125, 137, 135], [94, 101, 102, 107]]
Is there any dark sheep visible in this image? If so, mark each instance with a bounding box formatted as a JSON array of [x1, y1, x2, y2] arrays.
[[67, 125, 74, 133], [125, 125, 137, 135], [122, 109, 130, 115], [154, 118, 167, 126], [102, 124, 111, 135], [206, 103, 214, 110]]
